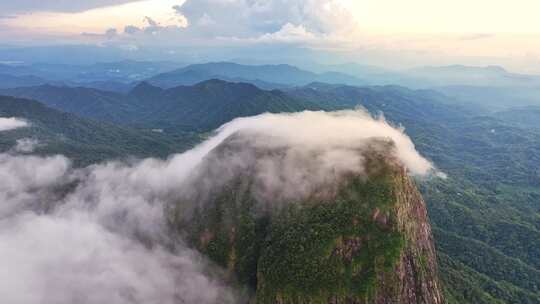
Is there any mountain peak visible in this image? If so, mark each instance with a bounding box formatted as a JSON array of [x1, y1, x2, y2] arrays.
[[194, 78, 259, 91], [194, 78, 230, 86], [129, 81, 163, 96], [172, 129, 444, 304]]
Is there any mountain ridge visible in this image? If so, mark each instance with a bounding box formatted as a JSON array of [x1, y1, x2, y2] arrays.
[[0, 79, 324, 132], [146, 62, 366, 89], [0, 95, 198, 165]]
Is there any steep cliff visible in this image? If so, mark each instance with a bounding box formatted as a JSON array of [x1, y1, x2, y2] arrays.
[[171, 132, 444, 304]]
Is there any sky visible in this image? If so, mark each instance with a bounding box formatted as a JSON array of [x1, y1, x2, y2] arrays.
[[1, 0, 540, 72]]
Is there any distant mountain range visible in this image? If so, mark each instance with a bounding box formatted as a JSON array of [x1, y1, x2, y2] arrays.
[[0, 61, 368, 91], [313, 63, 540, 90], [407, 65, 540, 87], [0, 85, 133, 122], [431, 85, 540, 110], [0, 79, 322, 132], [0, 60, 186, 83], [3, 61, 540, 110], [127, 79, 322, 130], [0, 73, 50, 89], [146, 62, 367, 89]]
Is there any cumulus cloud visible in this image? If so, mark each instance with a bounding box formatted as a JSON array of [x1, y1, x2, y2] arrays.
[[254, 23, 317, 43], [82, 27, 119, 39], [0, 117, 28, 131], [66, 1, 358, 51], [174, 0, 356, 39], [0, 110, 436, 303], [111, 0, 355, 44], [121, 15, 188, 38], [124, 25, 141, 34]]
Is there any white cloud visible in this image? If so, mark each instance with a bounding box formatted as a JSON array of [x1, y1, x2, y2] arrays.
[[0, 212, 236, 304], [72, 0, 357, 54], [0, 153, 71, 219], [180, 110, 437, 206], [14, 138, 40, 153], [0, 151, 237, 304], [213, 110, 434, 177], [173, 0, 356, 39], [0, 117, 28, 131], [254, 23, 317, 43]]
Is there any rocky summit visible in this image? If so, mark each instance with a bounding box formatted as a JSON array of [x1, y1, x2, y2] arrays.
[[170, 133, 444, 304]]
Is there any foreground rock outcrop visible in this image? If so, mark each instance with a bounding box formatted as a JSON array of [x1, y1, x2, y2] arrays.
[[170, 133, 444, 304]]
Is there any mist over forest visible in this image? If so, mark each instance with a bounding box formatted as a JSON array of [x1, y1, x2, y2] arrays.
[[1, 1, 540, 304]]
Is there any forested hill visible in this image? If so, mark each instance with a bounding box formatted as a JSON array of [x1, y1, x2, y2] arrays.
[[146, 61, 366, 88], [0, 95, 199, 166], [172, 131, 444, 303], [126, 79, 322, 130], [0, 80, 323, 132]]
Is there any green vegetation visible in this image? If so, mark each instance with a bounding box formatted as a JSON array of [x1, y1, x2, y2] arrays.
[[414, 118, 540, 303], [289, 84, 540, 304], [0, 80, 323, 133], [257, 175, 401, 303], [0, 95, 200, 166], [173, 158, 432, 303]]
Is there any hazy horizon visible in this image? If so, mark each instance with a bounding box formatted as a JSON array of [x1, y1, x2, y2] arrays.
[[1, 0, 540, 73]]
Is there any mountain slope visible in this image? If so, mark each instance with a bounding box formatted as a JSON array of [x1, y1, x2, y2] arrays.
[[0, 85, 136, 123], [0, 95, 199, 165], [128, 79, 323, 130], [492, 106, 540, 129]]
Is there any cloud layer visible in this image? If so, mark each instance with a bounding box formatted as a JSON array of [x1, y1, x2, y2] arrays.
[[0, 110, 435, 303], [105, 0, 356, 47], [0, 117, 28, 131], [0, 151, 238, 304], [180, 110, 435, 207], [174, 0, 355, 38], [14, 138, 40, 153]]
